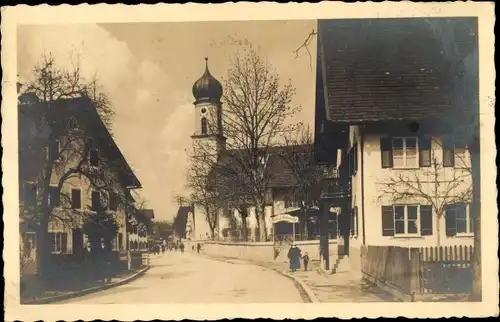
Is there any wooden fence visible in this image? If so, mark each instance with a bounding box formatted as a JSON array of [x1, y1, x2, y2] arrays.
[[361, 245, 474, 298], [418, 245, 473, 294]]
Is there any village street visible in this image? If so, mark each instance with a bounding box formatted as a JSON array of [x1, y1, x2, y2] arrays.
[[59, 251, 305, 304]]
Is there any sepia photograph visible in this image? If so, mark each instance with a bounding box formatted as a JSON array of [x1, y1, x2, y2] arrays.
[[2, 2, 497, 321]]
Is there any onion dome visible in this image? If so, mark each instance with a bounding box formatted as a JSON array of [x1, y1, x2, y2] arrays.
[[192, 57, 223, 103]]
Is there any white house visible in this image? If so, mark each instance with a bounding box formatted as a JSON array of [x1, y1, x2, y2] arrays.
[[314, 18, 478, 270]]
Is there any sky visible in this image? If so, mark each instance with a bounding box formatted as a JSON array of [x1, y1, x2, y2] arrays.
[[17, 20, 318, 222]]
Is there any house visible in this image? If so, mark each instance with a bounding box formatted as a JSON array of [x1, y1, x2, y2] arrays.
[[314, 18, 479, 269], [18, 95, 142, 273], [183, 58, 341, 243], [128, 208, 155, 251]]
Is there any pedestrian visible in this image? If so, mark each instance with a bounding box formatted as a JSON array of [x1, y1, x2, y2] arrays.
[[302, 252, 310, 271], [180, 242, 185, 253], [196, 243, 201, 254], [192, 245, 195, 251], [287, 243, 301, 272]]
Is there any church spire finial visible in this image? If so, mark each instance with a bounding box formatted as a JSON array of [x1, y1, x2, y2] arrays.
[[205, 57, 209, 71]]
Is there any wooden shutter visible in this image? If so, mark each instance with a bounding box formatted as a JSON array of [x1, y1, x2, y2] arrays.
[[420, 205, 433, 236], [353, 143, 358, 174], [442, 137, 455, 167], [350, 207, 355, 236], [381, 206, 395, 236], [469, 204, 475, 233], [91, 191, 100, 210], [61, 233, 68, 253], [419, 136, 432, 167], [380, 137, 393, 168], [445, 204, 457, 236]]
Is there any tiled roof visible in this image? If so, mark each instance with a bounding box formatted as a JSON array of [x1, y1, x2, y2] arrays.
[[318, 18, 478, 123], [214, 145, 313, 188]]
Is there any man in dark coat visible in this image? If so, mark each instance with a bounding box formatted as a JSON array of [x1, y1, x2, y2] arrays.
[[287, 243, 301, 272]]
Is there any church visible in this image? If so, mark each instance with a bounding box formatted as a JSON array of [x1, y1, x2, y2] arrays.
[[181, 58, 337, 242]]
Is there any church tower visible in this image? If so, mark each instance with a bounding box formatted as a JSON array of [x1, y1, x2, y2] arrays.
[[190, 58, 226, 240], [191, 57, 226, 161]]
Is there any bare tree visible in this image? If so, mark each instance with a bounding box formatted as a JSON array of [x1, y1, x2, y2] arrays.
[[276, 124, 324, 239], [200, 44, 300, 242], [184, 148, 225, 239], [19, 53, 123, 277], [378, 140, 472, 246]]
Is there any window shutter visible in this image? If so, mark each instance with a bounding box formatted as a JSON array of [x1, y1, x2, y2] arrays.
[[442, 137, 455, 167], [419, 136, 432, 167], [353, 143, 358, 173], [61, 233, 68, 253], [91, 191, 101, 210], [381, 206, 395, 236], [420, 205, 433, 236], [469, 204, 475, 233], [380, 137, 393, 168], [445, 205, 457, 236]]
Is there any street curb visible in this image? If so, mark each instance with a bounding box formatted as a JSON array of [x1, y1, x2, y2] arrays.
[[22, 266, 150, 305], [200, 254, 319, 303]]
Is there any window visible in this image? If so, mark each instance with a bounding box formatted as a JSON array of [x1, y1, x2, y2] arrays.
[[91, 191, 101, 211], [50, 232, 68, 253], [349, 144, 358, 176], [327, 212, 338, 239], [392, 137, 418, 168], [445, 203, 474, 236], [419, 136, 432, 167], [90, 148, 99, 167], [109, 192, 120, 211], [381, 205, 433, 237], [48, 186, 60, 208], [71, 189, 81, 209], [112, 234, 119, 251], [47, 139, 60, 161], [201, 117, 208, 134], [24, 182, 37, 208]]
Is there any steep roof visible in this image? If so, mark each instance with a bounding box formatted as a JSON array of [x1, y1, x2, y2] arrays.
[[318, 18, 478, 123], [214, 145, 313, 189], [18, 96, 142, 189]]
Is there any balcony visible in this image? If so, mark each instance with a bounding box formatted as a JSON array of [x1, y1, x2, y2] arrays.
[[319, 177, 351, 200], [318, 164, 339, 179]]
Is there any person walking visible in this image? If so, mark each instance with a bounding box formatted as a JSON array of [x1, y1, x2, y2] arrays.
[[302, 252, 310, 271], [179, 242, 185, 253], [287, 243, 301, 272], [197, 243, 201, 254]]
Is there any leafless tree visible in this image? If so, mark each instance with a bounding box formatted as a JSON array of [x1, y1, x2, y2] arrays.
[[198, 44, 300, 242], [184, 147, 225, 239], [377, 142, 473, 247], [19, 53, 123, 277], [276, 124, 324, 238]]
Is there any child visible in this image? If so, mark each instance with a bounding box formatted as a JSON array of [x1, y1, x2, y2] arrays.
[[302, 252, 310, 271]]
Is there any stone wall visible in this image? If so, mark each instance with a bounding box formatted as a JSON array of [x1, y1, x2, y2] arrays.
[[185, 239, 339, 266]]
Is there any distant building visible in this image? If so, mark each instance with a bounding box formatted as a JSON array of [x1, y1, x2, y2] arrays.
[[128, 208, 155, 251]]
